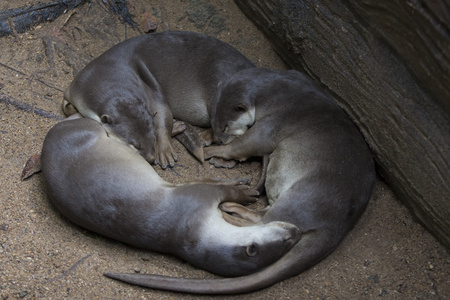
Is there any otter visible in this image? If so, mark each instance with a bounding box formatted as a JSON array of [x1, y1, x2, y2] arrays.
[[104, 68, 376, 294]]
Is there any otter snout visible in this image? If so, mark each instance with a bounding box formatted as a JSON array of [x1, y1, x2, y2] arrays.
[[285, 225, 301, 247], [272, 221, 301, 249], [213, 132, 236, 145], [212, 131, 226, 145], [127, 142, 156, 164]]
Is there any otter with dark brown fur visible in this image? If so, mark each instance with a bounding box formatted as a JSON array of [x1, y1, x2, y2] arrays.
[[40, 117, 300, 278], [63, 31, 254, 168], [105, 68, 376, 294]]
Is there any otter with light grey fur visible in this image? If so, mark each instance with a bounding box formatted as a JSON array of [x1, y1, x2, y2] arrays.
[[63, 31, 255, 168], [105, 68, 376, 294], [40, 117, 300, 278]]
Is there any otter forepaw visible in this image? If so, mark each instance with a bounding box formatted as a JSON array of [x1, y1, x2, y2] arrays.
[[242, 188, 260, 197], [203, 145, 219, 160], [214, 177, 251, 186], [171, 120, 186, 136], [155, 141, 178, 169], [204, 146, 236, 167], [209, 157, 237, 168], [235, 189, 258, 204], [220, 202, 265, 223]]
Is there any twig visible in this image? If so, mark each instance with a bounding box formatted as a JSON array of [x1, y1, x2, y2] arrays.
[[62, 10, 77, 29], [31, 90, 59, 103], [168, 166, 183, 177], [42, 36, 57, 77], [46, 254, 92, 282], [0, 91, 64, 120], [0, 0, 88, 37], [63, 254, 92, 276], [7, 17, 19, 40], [0, 61, 27, 76], [27, 36, 57, 81], [0, 62, 64, 92]]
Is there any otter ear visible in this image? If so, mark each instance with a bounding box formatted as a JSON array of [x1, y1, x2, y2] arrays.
[[100, 114, 111, 124], [246, 243, 258, 257], [234, 103, 248, 112]]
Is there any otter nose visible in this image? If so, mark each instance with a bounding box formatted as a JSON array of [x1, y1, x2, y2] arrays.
[[213, 135, 224, 145], [286, 226, 301, 245]]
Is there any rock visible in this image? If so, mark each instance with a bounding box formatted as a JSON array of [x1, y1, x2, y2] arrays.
[[18, 290, 29, 298], [140, 12, 158, 33], [234, 0, 450, 249]]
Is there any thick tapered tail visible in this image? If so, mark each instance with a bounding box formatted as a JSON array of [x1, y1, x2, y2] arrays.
[[103, 248, 298, 295], [103, 241, 309, 295], [174, 122, 205, 163], [103, 233, 334, 295], [104, 270, 280, 295]]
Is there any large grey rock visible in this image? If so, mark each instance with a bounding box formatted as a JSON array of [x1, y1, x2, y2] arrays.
[[235, 0, 450, 249]]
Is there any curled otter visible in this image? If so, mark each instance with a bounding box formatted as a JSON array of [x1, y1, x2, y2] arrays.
[[105, 68, 376, 294], [40, 117, 300, 277], [63, 31, 254, 168]]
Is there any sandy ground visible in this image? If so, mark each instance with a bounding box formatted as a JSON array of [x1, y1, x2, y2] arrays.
[[0, 0, 449, 299]]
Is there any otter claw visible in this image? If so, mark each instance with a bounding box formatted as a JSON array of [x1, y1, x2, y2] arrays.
[[243, 188, 259, 197], [209, 157, 237, 168]]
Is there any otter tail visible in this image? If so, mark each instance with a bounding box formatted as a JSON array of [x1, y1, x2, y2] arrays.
[[104, 233, 332, 295], [104, 270, 280, 295]]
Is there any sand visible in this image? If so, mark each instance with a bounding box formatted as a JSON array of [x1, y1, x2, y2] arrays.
[[1, 0, 449, 299]]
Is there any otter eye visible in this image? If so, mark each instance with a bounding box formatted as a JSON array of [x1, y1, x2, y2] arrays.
[[234, 103, 248, 112], [246, 243, 258, 257], [100, 114, 111, 124]]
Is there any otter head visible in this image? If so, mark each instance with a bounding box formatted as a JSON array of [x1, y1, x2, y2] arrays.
[[211, 77, 256, 145], [98, 97, 158, 164], [192, 217, 301, 277]]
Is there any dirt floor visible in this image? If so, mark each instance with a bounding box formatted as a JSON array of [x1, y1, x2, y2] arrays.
[[0, 0, 449, 299]]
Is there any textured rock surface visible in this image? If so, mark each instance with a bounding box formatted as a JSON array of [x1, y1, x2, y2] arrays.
[[235, 0, 450, 249]]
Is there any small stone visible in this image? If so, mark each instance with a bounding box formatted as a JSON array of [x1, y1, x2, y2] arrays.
[[141, 12, 158, 33], [19, 290, 28, 298], [141, 255, 151, 261]]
